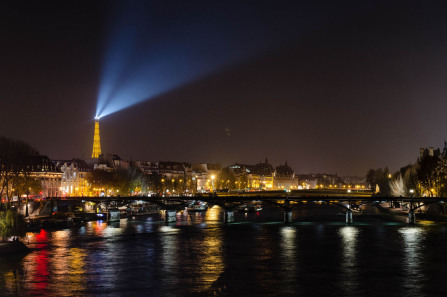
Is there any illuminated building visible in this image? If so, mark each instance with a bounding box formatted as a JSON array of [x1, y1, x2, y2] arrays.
[[192, 163, 222, 192], [55, 159, 92, 196], [273, 161, 298, 190], [252, 159, 274, 189], [228, 159, 274, 190], [91, 118, 102, 158], [28, 156, 62, 197], [130, 160, 199, 193]]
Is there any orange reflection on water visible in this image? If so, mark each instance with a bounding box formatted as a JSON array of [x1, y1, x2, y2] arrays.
[[51, 231, 87, 295], [66, 248, 87, 290], [198, 227, 224, 289], [1, 229, 50, 295], [0, 262, 27, 294], [205, 205, 221, 222], [22, 229, 89, 296], [92, 220, 107, 236], [47, 238, 87, 296], [1, 271, 16, 291]]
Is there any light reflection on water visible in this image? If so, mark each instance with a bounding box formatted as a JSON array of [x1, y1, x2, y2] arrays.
[[338, 226, 360, 297], [160, 225, 179, 292], [280, 226, 297, 270], [205, 205, 221, 222], [198, 227, 224, 292], [279, 226, 298, 295], [0, 208, 444, 297], [18, 229, 89, 296], [399, 227, 426, 296]]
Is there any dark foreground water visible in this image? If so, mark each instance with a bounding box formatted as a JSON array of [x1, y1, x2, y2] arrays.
[[1, 205, 447, 297]]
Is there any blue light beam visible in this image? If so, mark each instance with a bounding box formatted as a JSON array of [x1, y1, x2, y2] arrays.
[[96, 1, 372, 118]]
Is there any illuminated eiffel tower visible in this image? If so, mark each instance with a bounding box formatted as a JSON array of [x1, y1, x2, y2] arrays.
[[91, 118, 101, 158]]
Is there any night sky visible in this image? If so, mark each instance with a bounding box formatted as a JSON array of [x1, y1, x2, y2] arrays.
[[1, 1, 447, 176]]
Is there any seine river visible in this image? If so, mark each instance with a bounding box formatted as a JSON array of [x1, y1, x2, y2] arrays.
[[1, 204, 446, 297]]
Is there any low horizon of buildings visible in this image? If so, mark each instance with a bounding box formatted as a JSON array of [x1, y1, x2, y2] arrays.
[[2, 152, 367, 199], [13, 141, 447, 199]]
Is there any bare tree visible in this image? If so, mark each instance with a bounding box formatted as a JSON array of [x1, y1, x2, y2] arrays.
[[0, 137, 39, 208]]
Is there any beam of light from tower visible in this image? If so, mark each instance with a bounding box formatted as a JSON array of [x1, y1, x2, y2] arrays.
[[96, 1, 373, 119]]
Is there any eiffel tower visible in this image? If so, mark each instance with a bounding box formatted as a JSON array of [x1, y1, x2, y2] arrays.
[[91, 118, 101, 158]]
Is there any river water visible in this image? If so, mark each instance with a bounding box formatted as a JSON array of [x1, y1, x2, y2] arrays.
[[0, 204, 446, 297]]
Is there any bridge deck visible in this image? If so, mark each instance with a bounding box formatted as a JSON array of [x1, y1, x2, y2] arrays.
[[50, 195, 444, 204]]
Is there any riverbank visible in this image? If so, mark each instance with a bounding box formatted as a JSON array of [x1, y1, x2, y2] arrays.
[[377, 203, 447, 222], [0, 241, 30, 256]]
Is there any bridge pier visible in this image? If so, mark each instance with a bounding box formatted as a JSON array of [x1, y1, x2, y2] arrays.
[[408, 209, 416, 224], [224, 211, 234, 223], [165, 210, 177, 223], [346, 209, 353, 224], [284, 211, 293, 223]]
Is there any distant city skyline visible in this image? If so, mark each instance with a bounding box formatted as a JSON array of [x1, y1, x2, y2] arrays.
[[2, 1, 447, 176]]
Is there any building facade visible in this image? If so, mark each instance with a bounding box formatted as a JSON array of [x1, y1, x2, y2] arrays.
[[56, 159, 91, 196]]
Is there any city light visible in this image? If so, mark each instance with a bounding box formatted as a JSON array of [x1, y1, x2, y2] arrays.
[[2, 2, 447, 295]]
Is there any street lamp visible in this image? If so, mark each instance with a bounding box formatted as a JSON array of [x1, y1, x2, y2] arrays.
[[25, 187, 31, 217]]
